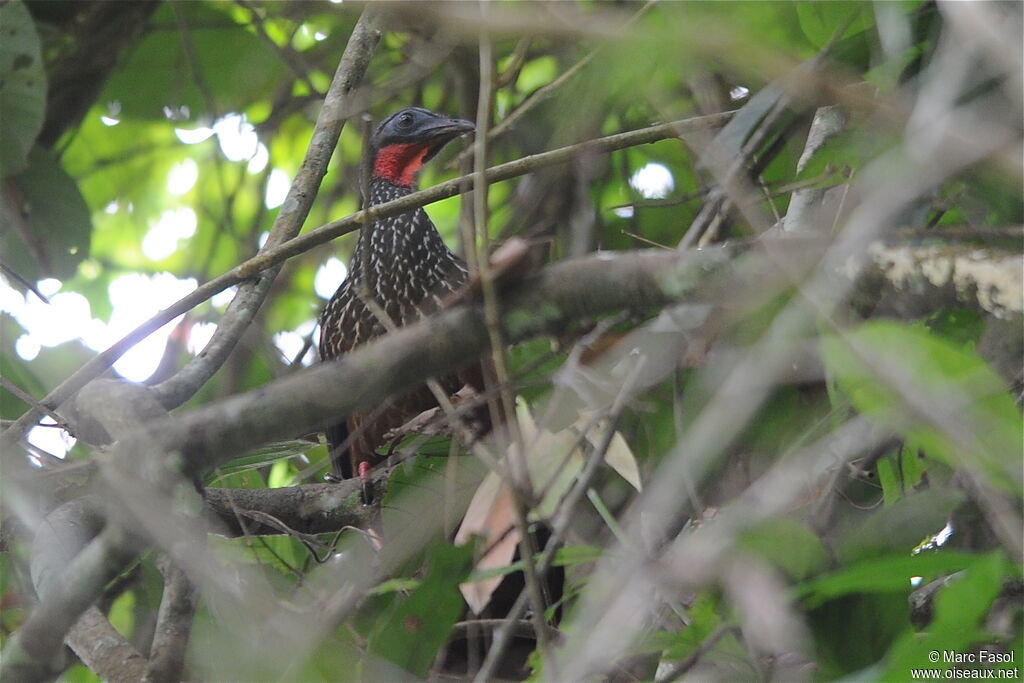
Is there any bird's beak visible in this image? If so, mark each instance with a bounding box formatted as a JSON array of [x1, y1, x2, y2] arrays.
[[424, 117, 475, 140], [421, 117, 475, 161]]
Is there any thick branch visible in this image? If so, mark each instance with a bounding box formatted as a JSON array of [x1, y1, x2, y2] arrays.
[[138, 234, 1021, 479], [204, 476, 383, 537]]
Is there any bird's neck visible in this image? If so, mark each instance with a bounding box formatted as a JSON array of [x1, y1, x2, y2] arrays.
[[350, 177, 449, 280], [367, 175, 413, 207], [372, 143, 429, 188]]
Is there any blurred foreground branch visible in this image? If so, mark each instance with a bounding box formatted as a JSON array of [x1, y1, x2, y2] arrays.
[[117, 232, 1024, 482]]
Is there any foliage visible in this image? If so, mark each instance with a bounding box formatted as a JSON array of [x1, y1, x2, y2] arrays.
[[1, 1, 1021, 681]]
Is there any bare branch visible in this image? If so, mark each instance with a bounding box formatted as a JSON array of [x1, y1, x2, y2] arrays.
[[150, 8, 383, 410], [144, 557, 199, 683]]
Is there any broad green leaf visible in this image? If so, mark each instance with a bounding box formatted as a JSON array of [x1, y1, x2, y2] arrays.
[[517, 56, 558, 93], [838, 488, 964, 563], [107, 590, 136, 638], [0, 1, 46, 177], [882, 552, 1017, 680], [208, 467, 267, 490], [876, 454, 901, 506], [0, 347, 47, 419], [206, 440, 314, 486], [796, 1, 874, 50], [810, 591, 912, 677], [737, 518, 827, 581], [646, 591, 731, 660], [54, 665, 100, 683], [368, 543, 474, 677], [797, 550, 983, 606], [380, 455, 488, 577], [208, 535, 304, 578], [101, 3, 285, 121], [899, 445, 926, 491], [821, 321, 1024, 494], [925, 308, 985, 347], [1, 146, 91, 282]]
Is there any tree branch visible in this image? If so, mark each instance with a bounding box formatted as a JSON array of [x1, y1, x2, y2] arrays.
[[203, 476, 383, 537], [116, 234, 1022, 481], [144, 556, 199, 683], [150, 8, 382, 410]]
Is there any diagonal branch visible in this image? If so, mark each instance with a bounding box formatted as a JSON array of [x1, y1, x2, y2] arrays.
[[150, 8, 382, 410]]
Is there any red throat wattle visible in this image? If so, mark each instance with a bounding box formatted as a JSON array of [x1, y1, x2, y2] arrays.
[[373, 143, 430, 187]]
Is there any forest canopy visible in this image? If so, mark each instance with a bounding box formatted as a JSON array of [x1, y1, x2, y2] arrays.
[[0, 1, 1021, 681]]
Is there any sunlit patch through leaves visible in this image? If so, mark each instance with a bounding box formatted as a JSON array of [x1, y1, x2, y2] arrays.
[[629, 162, 674, 199]]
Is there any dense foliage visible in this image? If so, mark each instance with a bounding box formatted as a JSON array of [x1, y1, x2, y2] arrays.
[[1, 1, 1021, 681]]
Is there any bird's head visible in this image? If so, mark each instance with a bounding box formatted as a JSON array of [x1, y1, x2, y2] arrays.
[[370, 107, 474, 188]]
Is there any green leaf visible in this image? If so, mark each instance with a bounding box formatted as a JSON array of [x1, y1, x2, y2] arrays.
[[0, 347, 46, 419], [809, 591, 912, 677], [876, 454, 901, 506], [378, 456, 489, 577], [899, 446, 926, 490], [737, 518, 827, 581], [107, 590, 136, 637], [516, 56, 557, 93], [925, 309, 985, 347], [1, 146, 92, 281], [647, 591, 730, 660], [368, 543, 474, 677], [797, 550, 983, 606], [101, 3, 286, 121], [54, 665, 101, 683], [207, 468, 266, 490], [821, 321, 1024, 495], [882, 552, 1016, 680], [838, 488, 964, 563], [0, 1, 46, 177], [207, 440, 313, 487], [208, 535, 303, 578], [796, 1, 873, 50]]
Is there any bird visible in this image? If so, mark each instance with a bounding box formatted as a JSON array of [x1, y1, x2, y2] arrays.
[[318, 107, 476, 497]]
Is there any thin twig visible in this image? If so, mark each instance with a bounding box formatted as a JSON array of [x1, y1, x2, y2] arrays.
[[0, 376, 67, 431], [474, 357, 646, 681], [0, 262, 50, 302], [655, 626, 741, 682], [451, 1, 657, 165]]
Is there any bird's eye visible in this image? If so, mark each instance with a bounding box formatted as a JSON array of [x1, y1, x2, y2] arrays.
[[397, 113, 414, 128]]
